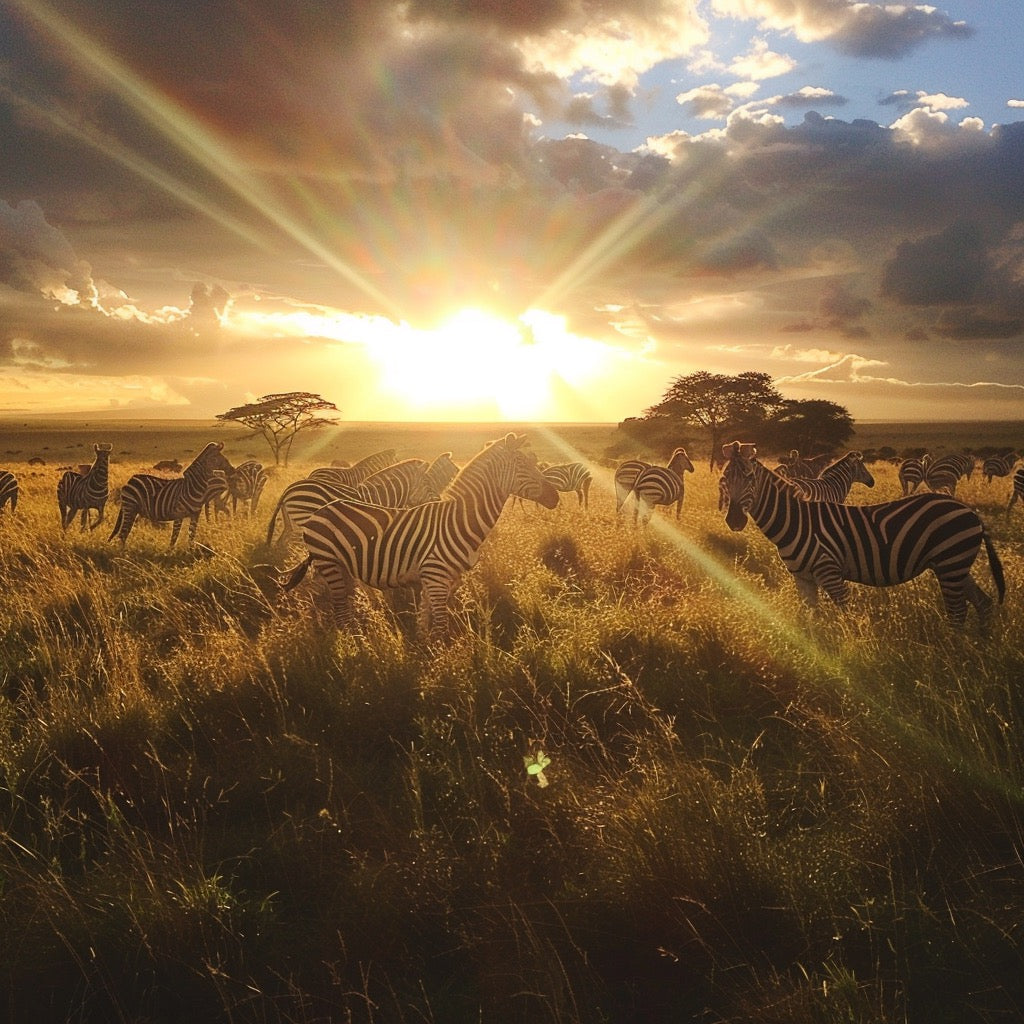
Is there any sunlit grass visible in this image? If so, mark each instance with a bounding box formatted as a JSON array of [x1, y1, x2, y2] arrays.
[[0, 442, 1022, 1022]]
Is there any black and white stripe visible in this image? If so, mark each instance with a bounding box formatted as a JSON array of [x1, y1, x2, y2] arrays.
[[786, 451, 874, 503], [226, 460, 269, 515], [307, 449, 398, 489], [0, 470, 18, 514], [356, 459, 430, 507], [629, 448, 695, 523], [57, 443, 113, 530], [614, 459, 649, 513], [266, 478, 358, 546], [923, 453, 973, 496], [542, 462, 593, 509], [1008, 467, 1024, 513], [719, 441, 1005, 626], [109, 442, 235, 546], [281, 433, 559, 638], [778, 450, 832, 479], [897, 455, 930, 496], [983, 451, 1019, 483]]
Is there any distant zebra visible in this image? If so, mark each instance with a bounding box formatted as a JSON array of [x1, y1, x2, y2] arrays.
[[778, 450, 832, 479], [109, 442, 235, 547], [983, 451, 1019, 484], [719, 441, 1005, 627], [227, 460, 268, 515], [307, 449, 397, 489], [280, 433, 559, 639], [898, 454, 930, 496], [57, 443, 112, 530], [0, 470, 18, 514], [923, 453, 973, 496], [1008, 467, 1024, 513], [629, 448, 695, 523], [786, 451, 874, 503]]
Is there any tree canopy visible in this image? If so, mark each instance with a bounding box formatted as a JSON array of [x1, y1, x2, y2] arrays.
[[217, 392, 338, 466], [642, 371, 784, 469], [763, 398, 855, 455]]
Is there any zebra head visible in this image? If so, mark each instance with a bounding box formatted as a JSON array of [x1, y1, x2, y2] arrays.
[[668, 448, 695, 474], [193, 441, 234, 477], [720, 441, 758, 531], [504, 434, 559, 509], [850, 451, 875, 488]]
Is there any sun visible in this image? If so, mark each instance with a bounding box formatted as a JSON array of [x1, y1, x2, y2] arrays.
[[365, 307, 610, 420]]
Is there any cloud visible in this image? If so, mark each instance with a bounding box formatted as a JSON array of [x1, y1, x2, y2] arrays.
[[728, 38, 796, 80], [676, 84, 735, 120], [711, 0, 973, 59], [775, 86, 848, 109]]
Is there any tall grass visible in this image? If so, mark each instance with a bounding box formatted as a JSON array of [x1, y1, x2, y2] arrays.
[[0, 449, 1022, 1022]]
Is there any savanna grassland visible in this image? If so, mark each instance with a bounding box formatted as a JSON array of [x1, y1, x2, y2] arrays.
[[1, 418, 1023, 1024]]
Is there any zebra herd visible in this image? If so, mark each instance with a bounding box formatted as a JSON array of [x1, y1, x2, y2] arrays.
[[0, 435, 1019, 635]]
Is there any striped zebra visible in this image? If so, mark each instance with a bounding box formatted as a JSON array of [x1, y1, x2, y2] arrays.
[[422, 452, 459, 498], [57, 443, 113, 530], [983, 450, 1019, 483], [923, 453, 973, 496], [778, 450, 832, 479], [266, 477, 357, 546], [227, 460, 268, 515], [280, 433, 559, 638], [109, 442, 235, 547], [1008, 467, 1024, 512], [614, 459, 649, 513], [898, 454, 930, 496], [719, 441, 1005, 627], [307, 449, 397, 489], [0, 470, 18, 514], [266, 459, 444, 546], [629, 448, 695, 523], [543, 463, 593, 508], [786, 451, 874, 503]]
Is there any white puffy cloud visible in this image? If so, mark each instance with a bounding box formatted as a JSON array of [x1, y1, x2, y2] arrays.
[[728, 38, 797, 80]]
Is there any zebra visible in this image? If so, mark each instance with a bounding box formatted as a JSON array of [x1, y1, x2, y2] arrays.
[[307, 449, 397, 489], [0, 470, 18, 514], [629, 448, 695, 523], [778, 450, 831, 479], [226, 460, 268, 515], [543, 463, 593, 509], [983, 451, 1019, 483], [718, 441, 1005, 627], [57, 443, 113, 530], [898, 454, 930, 496], [109, 442, 235, 547], [614, 459, 649, 513], [1008, 467, 1024, 512], [356, 458, 431, 507], [786, 451, 874, 503], [279, 432, 559, 639], [266, 477, 358, 546], [421, 452, 459, 499], [923, 454, 972, 496]]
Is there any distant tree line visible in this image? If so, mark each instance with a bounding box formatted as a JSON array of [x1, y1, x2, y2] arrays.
[[618, 371, 855, 470]]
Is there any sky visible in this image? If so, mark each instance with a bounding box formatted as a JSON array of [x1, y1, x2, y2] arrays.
[[1, 0, 1024, 424]]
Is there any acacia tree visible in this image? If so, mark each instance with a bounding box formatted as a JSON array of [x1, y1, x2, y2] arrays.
[[765, 399, 855, 456], [642, 370, 783, 470], [216, 392, 339, 466]]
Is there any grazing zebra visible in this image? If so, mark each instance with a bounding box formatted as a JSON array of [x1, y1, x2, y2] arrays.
[[109, 442, 235, 547], [786, 451, 874, 503], [923, 455, 970, 496], [898, 454, 931, 496], [227, 460, 269, 515], [307, 449, 397, 489], [280, 433, 559, 639], [718, 441, 1005, 627], [629, 448, 695, 523], [1008, 467, 1024, 512], [0, 470, 18, 514], [544, 463, 593, 508], [57, 443, 113, 530], [983, 450, 1019, 483]]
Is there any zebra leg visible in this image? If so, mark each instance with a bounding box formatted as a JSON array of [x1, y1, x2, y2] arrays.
[[315, 561, 360, 631], [936, 573, 970, 626], [186, 513, 202, 546], [420, 573, 457, 641], [962, 576, 994, 627], [169, 518, 184, 547]]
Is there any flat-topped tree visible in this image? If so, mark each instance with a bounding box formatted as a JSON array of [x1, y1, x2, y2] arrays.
[[217, 392, 339, 467]]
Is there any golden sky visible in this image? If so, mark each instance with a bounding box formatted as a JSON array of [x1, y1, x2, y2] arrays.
[[1, 1, 1023, 422]]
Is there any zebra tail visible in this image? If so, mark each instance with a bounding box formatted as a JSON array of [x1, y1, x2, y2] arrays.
[[266, 500, 283, 546], [108, 507, 124, 542], [280, 554, 314, 592], [982, 529, 1006, 604]]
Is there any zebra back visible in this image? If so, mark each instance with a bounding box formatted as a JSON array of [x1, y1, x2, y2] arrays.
[[788, 451, 873, 503], [266, 477, 359, 545], [356, 459, 430, 507], [309, 449, 397, 488], [898, 455, 930, 496], [614, 459, 648, 512], [0, 469, 18, 513], [983, 451, 1018, 483]]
